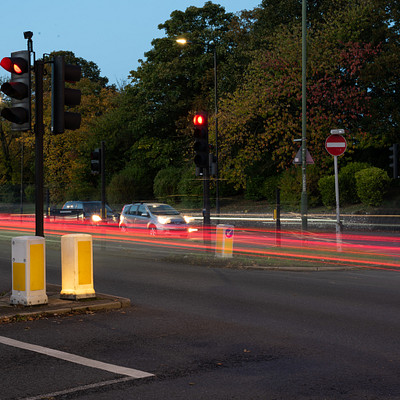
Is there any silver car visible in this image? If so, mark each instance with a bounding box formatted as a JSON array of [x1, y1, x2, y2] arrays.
[[119, 202, 193, 236]]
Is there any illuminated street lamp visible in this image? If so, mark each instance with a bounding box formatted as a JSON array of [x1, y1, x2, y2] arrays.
[[177, 37, 220, 218], [176, 38, 188, 45]]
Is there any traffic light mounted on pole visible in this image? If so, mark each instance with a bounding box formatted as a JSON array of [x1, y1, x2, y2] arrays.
[[91, 148, 101, 174], [193, 112, 209, 171], [0, 50, 31, 131], [389, 143, 399, 179], [51, 55, 82, 134]]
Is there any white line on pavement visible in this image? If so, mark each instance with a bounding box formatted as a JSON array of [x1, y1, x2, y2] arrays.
[[0, 335, 154, 379], [21, 377, 136, 400]]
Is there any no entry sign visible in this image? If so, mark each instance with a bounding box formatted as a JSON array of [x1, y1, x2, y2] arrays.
[[325, 134, 347, 156]]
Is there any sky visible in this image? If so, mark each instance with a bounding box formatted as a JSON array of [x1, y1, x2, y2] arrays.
[[1, 0, 261, 86]]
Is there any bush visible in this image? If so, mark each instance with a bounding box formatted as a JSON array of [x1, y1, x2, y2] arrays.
[[178, 168, 203, 207], [24, 185, 35, 203], [262, 175, 281, 203], [153, 167, 183, 203], [280, 166, 321, 210], [355, 167, 390, 206], [107, 165, 153, 204], [63, 184, 97, 204], [318, 162, 372, 207], [0, 184, 19, 203], [318, 175, 336, 207], [245, 177, 265, 200], [340, 162, 371, 204]]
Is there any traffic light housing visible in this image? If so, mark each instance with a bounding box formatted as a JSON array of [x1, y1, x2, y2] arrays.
[[0, 50, 31, 131], [389, 143, 399, 179], [91, 148, 101, 174], [51, 55, 82, 134], [193, 112, 209, 169]]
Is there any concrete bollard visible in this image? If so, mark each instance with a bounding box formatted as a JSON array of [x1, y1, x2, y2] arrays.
[[11, 236, 48, 305], [60, 234, 96, 300]]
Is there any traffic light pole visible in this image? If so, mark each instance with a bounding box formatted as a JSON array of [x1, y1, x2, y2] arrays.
[[203, 167, 211, 245], [301, 0, 308, 231], [203, 168, 211, 226], [35, 59, 44, 237], [101, 141, 106, 220]]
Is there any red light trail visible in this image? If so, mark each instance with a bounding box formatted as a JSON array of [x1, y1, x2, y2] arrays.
[[0, 214, 399, 271]]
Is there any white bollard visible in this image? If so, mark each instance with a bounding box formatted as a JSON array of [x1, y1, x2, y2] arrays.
[[215, 224, 234, 258], [11, 236, 48, 305], [61, 234, 96, 300]]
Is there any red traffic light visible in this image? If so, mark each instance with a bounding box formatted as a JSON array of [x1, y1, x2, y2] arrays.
[[0, 57, 28, 75], [0, 51, 31, 131], [193, 113, 207, 126]]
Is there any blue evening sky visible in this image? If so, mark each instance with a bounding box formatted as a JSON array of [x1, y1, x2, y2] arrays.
[[1, 0, 261, 85]]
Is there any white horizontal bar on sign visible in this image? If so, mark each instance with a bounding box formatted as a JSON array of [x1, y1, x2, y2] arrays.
[[326, 143, 346, 147]]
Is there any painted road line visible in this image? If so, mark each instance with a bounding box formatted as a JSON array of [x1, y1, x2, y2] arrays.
[[22, 377, 136, 400], [0, 335, 154, 379]]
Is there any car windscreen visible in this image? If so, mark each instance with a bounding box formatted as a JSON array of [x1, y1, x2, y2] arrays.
[[148, 204, 179, 215]]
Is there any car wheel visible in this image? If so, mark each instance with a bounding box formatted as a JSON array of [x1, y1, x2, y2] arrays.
[[149, 226, 157, 236], [120, 224, 127, 232]]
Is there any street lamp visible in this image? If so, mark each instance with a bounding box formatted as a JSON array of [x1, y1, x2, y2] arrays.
[[176, 38, 220, 218], [301, 0, 308, 231]]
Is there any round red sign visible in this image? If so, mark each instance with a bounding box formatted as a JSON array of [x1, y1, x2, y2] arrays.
[[325, 134, 347, 156]]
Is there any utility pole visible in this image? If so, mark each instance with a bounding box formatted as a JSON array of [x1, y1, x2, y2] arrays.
[[301, 0, 308, 231], [101, 141, 106, 220]]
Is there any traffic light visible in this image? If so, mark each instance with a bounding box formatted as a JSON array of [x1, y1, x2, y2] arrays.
[[0, 50, 31, 131], [51, 55, 82, 134], [91, 148, 101, 174], [389, 143, 398, 179], [193, 112, 209, 169]]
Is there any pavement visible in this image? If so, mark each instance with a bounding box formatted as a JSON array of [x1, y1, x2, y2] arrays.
[[0, 284, 131, 323]]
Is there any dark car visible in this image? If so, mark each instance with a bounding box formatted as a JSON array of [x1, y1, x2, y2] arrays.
[[61, 201, 119, 224], [119, 202, 194, 236]]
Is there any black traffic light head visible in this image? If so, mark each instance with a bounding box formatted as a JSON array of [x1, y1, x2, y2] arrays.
[[193, 112, 209, 169], [0, 50, 31, 131], [389, 143, 399, 179], [91, 148, 101, 174], [51, 55, 82, 134]]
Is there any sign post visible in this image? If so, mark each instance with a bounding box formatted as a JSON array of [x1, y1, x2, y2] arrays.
[[325, 131, 347, 237]]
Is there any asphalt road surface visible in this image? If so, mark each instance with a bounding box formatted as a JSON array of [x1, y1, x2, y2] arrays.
[[0, 236, 399, 399]]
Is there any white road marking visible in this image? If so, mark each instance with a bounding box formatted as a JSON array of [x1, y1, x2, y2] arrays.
[[0, 335, 154, 379], [21, 377, 136, 400]]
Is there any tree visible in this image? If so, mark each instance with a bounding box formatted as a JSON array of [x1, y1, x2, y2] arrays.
[[89, 2, 236, 204], [217, 6, 380, 189]]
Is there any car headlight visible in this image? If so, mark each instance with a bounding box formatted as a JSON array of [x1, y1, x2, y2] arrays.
[[184, 215, 194, 224], [157, 216, 171, 224], [91, 214, 102, 223]]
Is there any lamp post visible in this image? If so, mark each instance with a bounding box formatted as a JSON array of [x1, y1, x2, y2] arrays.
[[177, 38, 220, 218], [301, 0, 308, 231]]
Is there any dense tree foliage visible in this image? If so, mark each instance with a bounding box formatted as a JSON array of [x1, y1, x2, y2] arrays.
[[0, 0, 399, 206]]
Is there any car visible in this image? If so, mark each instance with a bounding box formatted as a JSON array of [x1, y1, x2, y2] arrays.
[[61, 201, 119, 224], [119, 202, 194, 236]]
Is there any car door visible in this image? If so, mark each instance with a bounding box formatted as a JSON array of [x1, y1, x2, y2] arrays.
[[124, 204, 138, 228], [135, 204, 150, 231]]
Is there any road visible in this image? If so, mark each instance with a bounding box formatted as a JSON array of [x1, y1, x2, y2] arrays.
[[0, 235, 400, 399]]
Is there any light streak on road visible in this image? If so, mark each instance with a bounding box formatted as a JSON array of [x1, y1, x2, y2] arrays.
[[0, 214, 399, 271]]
